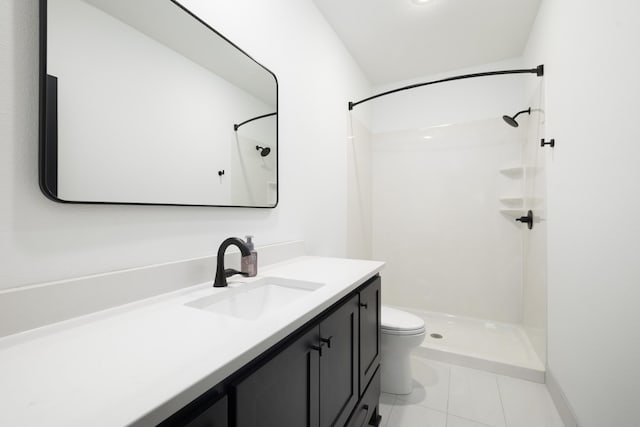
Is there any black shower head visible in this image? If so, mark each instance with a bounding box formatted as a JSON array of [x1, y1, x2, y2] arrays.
[[503, 108, 531, 128], [502, 115, 520, 127], [256, 145, 271, 157]]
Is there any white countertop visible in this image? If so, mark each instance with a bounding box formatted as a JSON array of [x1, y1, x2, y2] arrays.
[[0, 256, 384, 427]]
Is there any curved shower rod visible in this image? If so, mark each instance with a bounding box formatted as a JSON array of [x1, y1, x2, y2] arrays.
[[234, 112, 277, 131], [348, 64, 544, 111]]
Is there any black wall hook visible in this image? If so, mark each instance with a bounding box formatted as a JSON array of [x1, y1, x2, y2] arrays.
[[541, 138, 555, 148]]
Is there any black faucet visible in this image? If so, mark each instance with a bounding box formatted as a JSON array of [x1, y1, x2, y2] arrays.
[[213, 237, 252, 287]]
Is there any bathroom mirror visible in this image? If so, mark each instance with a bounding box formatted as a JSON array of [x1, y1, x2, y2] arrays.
[[39, 0, 278, 207]]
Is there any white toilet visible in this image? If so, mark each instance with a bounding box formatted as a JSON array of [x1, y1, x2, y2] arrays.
[[380, 306, 426, 395]]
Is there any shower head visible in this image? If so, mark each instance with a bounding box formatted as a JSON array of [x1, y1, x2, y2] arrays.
[[502, 115, 520, 127], [256, 145, 271, 157], [503, 108, 531, 128]]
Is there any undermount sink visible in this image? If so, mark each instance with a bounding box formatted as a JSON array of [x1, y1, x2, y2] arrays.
[[186, 277, 325, 321]]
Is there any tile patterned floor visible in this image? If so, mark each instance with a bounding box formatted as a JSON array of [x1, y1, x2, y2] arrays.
[[378, 357, 564, 427]]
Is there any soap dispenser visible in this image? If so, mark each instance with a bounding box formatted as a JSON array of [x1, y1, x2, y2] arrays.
[[241, 235, 258, 277]]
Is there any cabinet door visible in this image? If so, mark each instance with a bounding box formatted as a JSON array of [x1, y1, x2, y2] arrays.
[[358, 276, 381, 395], [159, 392, 227, 427], [346, 367, 381, 427], [233, 326, 320, 427], [183, 395, 228, 427], [319, 294, 359, 427]]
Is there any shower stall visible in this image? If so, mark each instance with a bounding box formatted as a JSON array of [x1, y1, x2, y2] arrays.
[[347, 60, 548, 382]]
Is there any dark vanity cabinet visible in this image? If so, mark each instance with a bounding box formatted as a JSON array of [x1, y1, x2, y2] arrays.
[[161, 392, 229, 427], [181, 395, 228, 427], [358, 276, 381, 396], [164, 275, 381, 427], [345, 369, 381, 427], [319, 294, 360, 427], [234, 326, 321, 427], [234, 294, 361, 427]]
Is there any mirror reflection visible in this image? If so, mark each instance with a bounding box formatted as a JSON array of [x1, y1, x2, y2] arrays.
[[42, 0, 278, 207]]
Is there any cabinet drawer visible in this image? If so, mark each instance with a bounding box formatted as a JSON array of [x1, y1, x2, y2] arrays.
[[345, 367, 381, 427]]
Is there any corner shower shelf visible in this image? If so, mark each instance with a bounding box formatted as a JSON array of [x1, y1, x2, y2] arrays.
[[499, 209, 526, 217], [499, 166, 524, 178], [499, 197, 524, 207]]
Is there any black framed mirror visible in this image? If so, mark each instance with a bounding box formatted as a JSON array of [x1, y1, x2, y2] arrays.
[[39, 0, 278, 208]]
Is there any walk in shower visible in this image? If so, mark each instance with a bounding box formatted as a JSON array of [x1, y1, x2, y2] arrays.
[[347, 62, 548, 382]]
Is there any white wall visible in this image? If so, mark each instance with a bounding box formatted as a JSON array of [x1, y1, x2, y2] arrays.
[[369, 60, 529, 322], [0, 0, 371, 290], [525, 1, 640, 426]]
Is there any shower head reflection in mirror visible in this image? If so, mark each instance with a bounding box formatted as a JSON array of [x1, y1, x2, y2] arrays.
[[231, 113, 277, 206], [256, 146, 271, 157]]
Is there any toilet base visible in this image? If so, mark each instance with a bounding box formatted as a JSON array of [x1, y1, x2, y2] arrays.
[[380, 332, 425, 395]]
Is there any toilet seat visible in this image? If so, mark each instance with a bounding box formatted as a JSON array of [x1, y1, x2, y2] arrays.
[[381, 306, 426, 336]]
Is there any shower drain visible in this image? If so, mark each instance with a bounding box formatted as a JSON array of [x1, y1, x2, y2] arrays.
[[430, 333, 444, 339]]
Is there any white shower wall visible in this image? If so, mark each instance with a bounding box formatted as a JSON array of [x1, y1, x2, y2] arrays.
[[368, 59, 537, 323], [347, 115, 373, 260], [372, 119, 524, 322], [520, 81, 547, 365]]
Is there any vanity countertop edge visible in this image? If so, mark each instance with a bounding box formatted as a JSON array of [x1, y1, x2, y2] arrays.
[[0, 256, 385, 427]]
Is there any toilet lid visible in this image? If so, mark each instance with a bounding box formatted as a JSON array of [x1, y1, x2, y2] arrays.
[[381, 306, 425, 333]]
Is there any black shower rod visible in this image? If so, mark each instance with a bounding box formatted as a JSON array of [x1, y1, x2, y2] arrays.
[[348, 65, 544, 110], [234, 112, 277, 131]]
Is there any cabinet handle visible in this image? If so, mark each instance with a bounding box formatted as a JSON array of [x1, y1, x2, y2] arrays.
[[310, 344, 323, 357], [320, 336, 333, 348], [355, 404, 370, 427], [369, 414, 382, 427], [359, 302, 368, 309]]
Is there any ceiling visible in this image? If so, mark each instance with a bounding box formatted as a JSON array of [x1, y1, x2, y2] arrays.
[[313, 0, 542, 85]]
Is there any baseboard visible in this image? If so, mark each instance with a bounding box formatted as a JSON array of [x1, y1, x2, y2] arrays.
[[0, 240, 305, 338], [546, 368, 579, 427]]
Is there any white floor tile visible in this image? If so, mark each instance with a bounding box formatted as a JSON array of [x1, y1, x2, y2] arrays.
[[396, 357, 451, 412], [447, 415, 493, 427], [379, 393, 397, 427], [387, 405, 447, 427], [497, 375, 565, 427], [448, 366, 506, 427]]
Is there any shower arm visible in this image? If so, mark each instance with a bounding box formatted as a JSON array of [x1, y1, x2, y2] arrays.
[[234, 112, 277, 131], [348, 65, 544, 111], [511, 108, 532, 120]]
